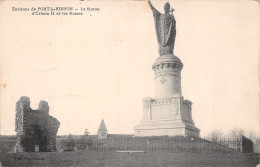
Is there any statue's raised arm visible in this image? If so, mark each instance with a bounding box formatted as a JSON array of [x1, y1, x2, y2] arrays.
[[148, 1, 160, 15]]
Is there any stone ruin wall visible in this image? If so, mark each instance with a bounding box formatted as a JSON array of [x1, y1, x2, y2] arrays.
[[14, 96, 60, 152]]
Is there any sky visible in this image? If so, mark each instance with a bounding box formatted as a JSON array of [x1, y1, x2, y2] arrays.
[[0, 0, 259, 137]]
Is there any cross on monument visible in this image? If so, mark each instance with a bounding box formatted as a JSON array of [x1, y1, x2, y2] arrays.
[[160, 77, 167, 84]]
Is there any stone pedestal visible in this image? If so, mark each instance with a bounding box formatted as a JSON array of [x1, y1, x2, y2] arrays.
[[134, 54, 200, 137]]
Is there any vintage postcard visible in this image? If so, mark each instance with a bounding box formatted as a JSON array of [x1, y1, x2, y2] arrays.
[[0, 0, 259, 166]]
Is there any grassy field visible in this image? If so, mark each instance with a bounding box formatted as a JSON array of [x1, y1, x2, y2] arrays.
[[0, 151, 259, 167], [1, 135, 259, 166]]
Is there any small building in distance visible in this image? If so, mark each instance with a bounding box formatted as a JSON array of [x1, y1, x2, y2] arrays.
[[97, 119, 108, 139]]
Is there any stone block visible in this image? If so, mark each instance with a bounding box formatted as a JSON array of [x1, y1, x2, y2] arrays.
[[135, 54, 200, 137], [14, 97, 60, 152]]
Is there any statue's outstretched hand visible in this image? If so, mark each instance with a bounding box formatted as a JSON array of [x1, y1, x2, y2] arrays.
[[148, 0, 154, 9], [148, 0, 160, 14]]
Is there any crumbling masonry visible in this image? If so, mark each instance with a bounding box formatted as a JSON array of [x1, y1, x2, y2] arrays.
[[14, 96, 60, 152]]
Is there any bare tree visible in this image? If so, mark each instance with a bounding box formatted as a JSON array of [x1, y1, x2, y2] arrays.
[[228, 128, 245, 139], [68, 133, 73, 139], [206, 129, 223, 142], [84, 129, 90, 136]]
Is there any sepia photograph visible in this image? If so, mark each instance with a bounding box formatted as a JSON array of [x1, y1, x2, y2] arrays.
[[0, 0, 259, 166]]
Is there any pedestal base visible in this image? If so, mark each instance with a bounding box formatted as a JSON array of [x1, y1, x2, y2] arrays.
[[134, 119, 200, 137], [135, 54, 200, 137]]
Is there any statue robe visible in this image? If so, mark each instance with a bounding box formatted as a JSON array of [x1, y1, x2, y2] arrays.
[[152, 10, 176, 55]]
